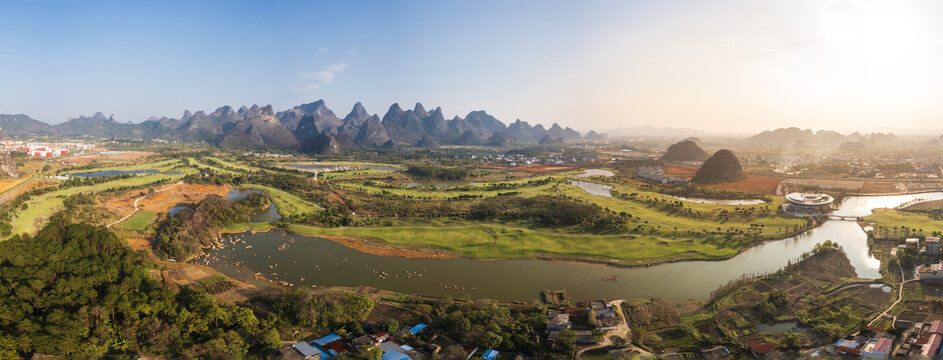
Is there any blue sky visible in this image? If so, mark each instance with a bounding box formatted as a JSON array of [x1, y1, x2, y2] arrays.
[[3, 1, 943, 133]]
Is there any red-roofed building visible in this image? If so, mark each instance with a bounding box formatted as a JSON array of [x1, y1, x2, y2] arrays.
[[930, 320, 943, 334], [746, 341, 776, 357], [923, 333, 942, 357]]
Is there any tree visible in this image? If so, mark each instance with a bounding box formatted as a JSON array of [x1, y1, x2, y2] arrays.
[[557, 329, 577, 354], [609, 335, 627, 348], [382, 319, 401, 334]]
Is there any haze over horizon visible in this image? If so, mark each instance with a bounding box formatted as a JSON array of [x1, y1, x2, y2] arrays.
[[3, 0, 943, 134]]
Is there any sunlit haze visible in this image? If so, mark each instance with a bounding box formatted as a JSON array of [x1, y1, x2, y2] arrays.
[[3, 0, 943, 133]]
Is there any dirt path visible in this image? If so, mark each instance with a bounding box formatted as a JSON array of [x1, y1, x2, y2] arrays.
[[868, 253, 915, 327], [576, 300, 650, 358], [106, 181, 183, 228]]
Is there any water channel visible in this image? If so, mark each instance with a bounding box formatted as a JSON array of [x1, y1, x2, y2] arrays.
[[202, 181, 943, 303]]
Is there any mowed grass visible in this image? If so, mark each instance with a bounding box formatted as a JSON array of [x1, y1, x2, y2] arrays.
[[336, 175, 565, 199], [241, 184, 322, 217], [559, 182, 803, 234], [222, 222, 274, 233], [120, 211, 156, 230], [66, 159, 183, 174], [288, 224, 741, 264], [205, 157, 260, 173], [864, 209, 943, 236], [8, 174, 182, 237]]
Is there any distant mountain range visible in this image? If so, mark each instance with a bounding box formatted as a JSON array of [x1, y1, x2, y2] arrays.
[[0, 100, 597, 153], [745, 127, 908, 151]]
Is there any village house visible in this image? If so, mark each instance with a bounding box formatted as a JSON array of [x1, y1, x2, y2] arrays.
[[546, 311, 571, 331]]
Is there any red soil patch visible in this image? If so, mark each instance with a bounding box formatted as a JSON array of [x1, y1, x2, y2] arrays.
[[704, 174, 783, 195], [663, 163, 697, 179]]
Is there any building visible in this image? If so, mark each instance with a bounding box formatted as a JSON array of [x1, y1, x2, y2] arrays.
[[700, 345, 730, 359], [860, 337, 892, 359], [746, 341, 777, 357], [480, 349, 499, 360], [290, 342, 323, 360], [785, 193, 835, 215], [927, 237, 941, 256], [923, 333, 942, 357], [906, 238, 920, 248], [546, 311, 571, 331], [919, 263, 943, 282]]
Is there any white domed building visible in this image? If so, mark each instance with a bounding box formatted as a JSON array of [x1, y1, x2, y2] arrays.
[[785, 193, 834, 215]]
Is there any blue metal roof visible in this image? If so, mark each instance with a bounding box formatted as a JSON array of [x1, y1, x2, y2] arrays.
[[409, 323, 428, 334], [314, 334, 343, 346], [381, 351, 411, 360], [482, 349, 499, 360]]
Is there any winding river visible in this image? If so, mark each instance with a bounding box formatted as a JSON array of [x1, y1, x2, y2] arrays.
[[201, 186, 943, 303]]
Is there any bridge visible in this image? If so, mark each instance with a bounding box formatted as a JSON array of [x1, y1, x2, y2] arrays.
[[826, 215, 862, 221]]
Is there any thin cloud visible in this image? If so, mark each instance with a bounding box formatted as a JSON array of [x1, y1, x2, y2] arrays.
[[295, 63, 348, 91]]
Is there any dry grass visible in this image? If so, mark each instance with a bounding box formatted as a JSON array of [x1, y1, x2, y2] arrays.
[[704, 174, 783, 195]]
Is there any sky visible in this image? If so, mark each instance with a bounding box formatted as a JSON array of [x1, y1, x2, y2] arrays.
[[2, 0, 943, 134]]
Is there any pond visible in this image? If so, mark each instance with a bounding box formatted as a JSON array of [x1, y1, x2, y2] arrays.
[[202, 192, 943, 303], [68, 169, 159, 177], [574, 169, 615, 178], [570, 180, 613, 197]]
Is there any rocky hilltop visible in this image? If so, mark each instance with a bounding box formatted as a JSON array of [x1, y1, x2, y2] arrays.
[[0, 153, 21, 179], [692, 149, 743, 184], [0, 99, 590, 153], [660, 140, 709, 163]]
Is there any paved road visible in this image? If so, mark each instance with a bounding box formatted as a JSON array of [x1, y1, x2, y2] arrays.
[[0, 174, 36, 205]]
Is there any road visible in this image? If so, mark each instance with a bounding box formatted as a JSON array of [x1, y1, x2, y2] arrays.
[[0, 173, 37, 205], [106, 181, 183, 228]]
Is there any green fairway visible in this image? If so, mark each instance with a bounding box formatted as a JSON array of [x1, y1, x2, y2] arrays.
[[241, 184, 322, 217], [864, 209, 943, 238], [120, 211, 157, 230], [8, 173, 182, 237], [222, 222, 274, 233], [288, 223, 747, 265]]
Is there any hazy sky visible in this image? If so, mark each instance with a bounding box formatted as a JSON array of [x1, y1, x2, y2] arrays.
[[2, 0, 943, 133]]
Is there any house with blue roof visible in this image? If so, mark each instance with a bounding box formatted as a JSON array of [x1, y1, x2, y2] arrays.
[[409, 323, 427, 335], [314, 334, 342, 346], [380, 351, 411, 360], [481, 349, 499, 360]]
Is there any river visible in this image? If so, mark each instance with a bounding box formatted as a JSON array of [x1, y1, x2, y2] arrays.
[[201, 191, 943, 303]]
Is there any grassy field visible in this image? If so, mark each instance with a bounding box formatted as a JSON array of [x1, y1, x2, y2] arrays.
[[120, 211, 157, 230], [64, 159, 183, 174], [8, 173, 182, 237], [205, 157, 260, 173], [221, 222, 274, 233], [335, 175, 565, 199], [288, 223, 745, 265], [241, 184, 322, 217], [560, 181, 803, 235], [864, 209, 943, 238]]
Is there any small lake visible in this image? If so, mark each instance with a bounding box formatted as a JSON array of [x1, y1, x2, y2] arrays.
[[570, 180, 613, 197], [69, 169, 159, 177], [168, 205, 187, 218], [286, 164, 404, 172], [574, 169, 615, 178], [203, 191, 943, 303], [670, 197, 767, 206]]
